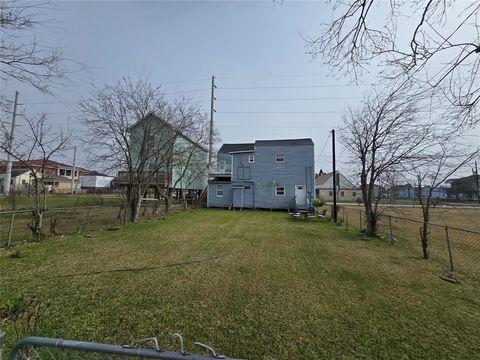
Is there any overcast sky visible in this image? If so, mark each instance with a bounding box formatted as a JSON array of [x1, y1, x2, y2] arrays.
[[2, 0, 478, 179]]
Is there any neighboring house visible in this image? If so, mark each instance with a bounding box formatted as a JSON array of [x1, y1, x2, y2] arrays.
[[446, 174, 479, 200], [208, 138, 315, 210], [117, 113, 208, 197], [0, 159, 90, 181], [0, 168, 31, 193], [315, 171, 359, 202], [389, 183, 416, 199], [388, 184, 448, 199], [80, 171, 114, 189], [43, 174, 79, 193]]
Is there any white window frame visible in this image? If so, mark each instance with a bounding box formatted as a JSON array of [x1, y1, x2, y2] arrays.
[[275, 186, 285, 196], [248, 155, 255, 163], [216, 184, 224, 197], [275, 153, 285, 163]]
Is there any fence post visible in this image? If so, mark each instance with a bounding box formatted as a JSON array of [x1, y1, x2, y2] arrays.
[[445, 226, 455, 273], [7, 211, 16, 248], [388, 215, 394, 244]]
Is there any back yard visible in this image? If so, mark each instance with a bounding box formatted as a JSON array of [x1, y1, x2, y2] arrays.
[[1, 209, 479, 359]]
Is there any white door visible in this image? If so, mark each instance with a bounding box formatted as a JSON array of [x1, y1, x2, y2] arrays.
[[295, 185, 306, 207]]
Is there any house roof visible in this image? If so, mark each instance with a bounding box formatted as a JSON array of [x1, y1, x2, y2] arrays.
[[446, 174, 477, 184], [43, 174, 78, 182], [255, 138, 313, 146], [218, 143, 255, 153], [129, 112, 209, 152], [84, 171, 113, 177], [11, 168, 31, 177], [315, 171, 356, 189], [1, 159, 90, 172]]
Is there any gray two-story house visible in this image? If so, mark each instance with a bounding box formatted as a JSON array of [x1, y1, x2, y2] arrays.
[[208, 138, 315, 210]]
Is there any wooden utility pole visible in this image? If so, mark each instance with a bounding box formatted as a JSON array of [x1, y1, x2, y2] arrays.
[[70, 146, 76, 194], [208, 75, 216, 168], [4, 91, 19, 195], [331, 129, 337, 223]]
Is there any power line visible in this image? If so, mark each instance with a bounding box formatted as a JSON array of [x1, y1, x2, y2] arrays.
[[217, 96, 362, 102], [217, 111, 347, 114], [217, 84, 375, 90]]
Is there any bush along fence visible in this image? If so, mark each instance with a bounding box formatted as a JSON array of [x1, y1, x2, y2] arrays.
[[0, 200, 190, 249], [324, 206, 480, 281]]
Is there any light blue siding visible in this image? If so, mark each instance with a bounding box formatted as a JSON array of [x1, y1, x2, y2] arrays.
[[208, 140, 315, 210]]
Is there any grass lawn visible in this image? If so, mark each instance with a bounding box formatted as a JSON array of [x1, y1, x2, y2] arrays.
[[1, 209, 479, 359], [0, 194, 123, 211]]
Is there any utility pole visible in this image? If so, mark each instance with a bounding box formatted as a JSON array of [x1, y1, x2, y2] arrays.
[[70, 146, 76, 194], [331, 129, 337, 223], [208, 75, 216, 168], [3, 91, 19, 195]]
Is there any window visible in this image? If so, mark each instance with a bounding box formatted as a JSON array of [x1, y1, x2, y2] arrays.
[[248, 155, 255, 163], [353, 191, 356, 197], [22, 180, 26, 184], [329, 191, 333, 196], [276, 186, 285, 196], [275, 153, 284, 163], [74, 171, 78, 177], [245, 185, 251, 190], [66, 169, 72, 176], [216, 184, 224, 197], [340, 191, 345, 197], [59, 169, 65, 176]]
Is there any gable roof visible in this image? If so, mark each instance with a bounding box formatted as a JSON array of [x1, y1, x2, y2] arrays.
[[10, 168, 31, 177], [129, 112, 209, 152], [316, 171, 356, 189], [255, 138, 313, 147], [218, 143, 255, 153]]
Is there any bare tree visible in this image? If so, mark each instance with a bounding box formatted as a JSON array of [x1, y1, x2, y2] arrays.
[[80, 77, 210, 223], [306, 1, 480, 126], [0, 114, 69, 240], [340, 88, 434, 236], [412, 143, 479, 258], [0, 0, 74, 94]]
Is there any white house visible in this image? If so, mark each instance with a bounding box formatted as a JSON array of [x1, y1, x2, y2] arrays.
[[80, 171, 114, 189]]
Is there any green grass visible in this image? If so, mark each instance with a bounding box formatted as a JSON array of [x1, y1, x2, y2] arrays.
[[1, 209, 479, 359], [0, 194, 123, 211]]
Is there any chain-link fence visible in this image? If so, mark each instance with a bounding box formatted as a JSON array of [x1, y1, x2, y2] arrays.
[[323, 205, 480, 280], [0, 200, 189, 248]]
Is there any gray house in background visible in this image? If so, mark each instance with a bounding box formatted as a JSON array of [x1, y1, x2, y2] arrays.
[[208, 138, 315, 210]]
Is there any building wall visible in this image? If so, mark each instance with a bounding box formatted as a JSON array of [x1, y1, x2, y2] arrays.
[[317, 188, 360, 202], [81, 176, 113, 188], [207, 182, 233, 208], [171, 137, 208, 191]]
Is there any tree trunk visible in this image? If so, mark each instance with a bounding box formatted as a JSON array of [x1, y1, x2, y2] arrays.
[[365, 206, 377, 237], [128, 185, 143, 223], [29, 209, 43, 241]]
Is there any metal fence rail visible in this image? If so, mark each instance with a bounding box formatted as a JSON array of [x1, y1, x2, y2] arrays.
[[326, 205, 480, 280], [7, 336, 243, 360]]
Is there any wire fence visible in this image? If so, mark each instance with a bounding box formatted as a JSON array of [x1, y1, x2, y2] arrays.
[[326, 205, 480, 281], [0, 200, 189, 249]]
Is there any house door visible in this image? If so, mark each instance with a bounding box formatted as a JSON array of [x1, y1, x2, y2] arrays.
[[295, 185, 306, 207], [233, 188, 244, 208]]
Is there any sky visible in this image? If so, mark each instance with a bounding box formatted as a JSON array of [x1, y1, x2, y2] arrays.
[[1, 0, 478, 179]]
